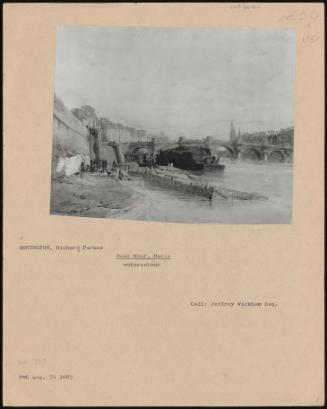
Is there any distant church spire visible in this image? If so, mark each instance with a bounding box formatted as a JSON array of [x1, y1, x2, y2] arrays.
[[229, 121, 237, 142]]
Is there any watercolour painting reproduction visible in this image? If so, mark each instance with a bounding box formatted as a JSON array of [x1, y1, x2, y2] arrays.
[[51, 27, 295, 223]]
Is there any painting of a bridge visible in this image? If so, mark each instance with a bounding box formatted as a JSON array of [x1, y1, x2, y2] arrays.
[[51, 27, 295, 223]]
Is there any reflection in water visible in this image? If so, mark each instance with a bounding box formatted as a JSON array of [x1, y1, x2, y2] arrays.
[[110, 159, 293, 224]]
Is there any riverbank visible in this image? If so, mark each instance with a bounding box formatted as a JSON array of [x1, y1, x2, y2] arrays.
[[50, 173, 138, 218], [50, 160, 292, 223], [113, 161, 292, 224], [134, 166, 268, 201]]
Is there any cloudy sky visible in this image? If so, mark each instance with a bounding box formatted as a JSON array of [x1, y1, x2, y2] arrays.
[[55, 27, 296, 139]]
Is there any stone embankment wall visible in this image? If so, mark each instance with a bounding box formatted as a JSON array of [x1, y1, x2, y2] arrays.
[[52, 95, 119, 172], [101, 145, 117, 167], [52, 94, 90, 174], [143, 169, 214, 199], [142, 167, 268, 201]]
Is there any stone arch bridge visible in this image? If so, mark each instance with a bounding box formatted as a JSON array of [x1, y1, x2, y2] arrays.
[[127, 140, 175, 160], [109, 139, 293, 164], [209, 141, 293, 163]]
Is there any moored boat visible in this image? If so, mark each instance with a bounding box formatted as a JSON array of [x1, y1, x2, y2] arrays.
[[156, 145, 225, 172]]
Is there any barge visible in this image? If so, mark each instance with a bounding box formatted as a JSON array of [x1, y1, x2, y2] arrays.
[[156, 145, 225, 172]]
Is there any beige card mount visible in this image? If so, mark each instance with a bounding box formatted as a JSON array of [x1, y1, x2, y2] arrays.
[[3, 3, 324, 406]]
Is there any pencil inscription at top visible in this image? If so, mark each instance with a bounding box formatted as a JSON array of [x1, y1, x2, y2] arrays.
[[230, 4, 261, 11]]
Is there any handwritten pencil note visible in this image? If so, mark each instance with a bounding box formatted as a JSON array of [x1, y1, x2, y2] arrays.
[[279, 10, 320, 44]]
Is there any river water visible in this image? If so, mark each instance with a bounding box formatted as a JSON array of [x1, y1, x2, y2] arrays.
[[111, 158, 293, 224]]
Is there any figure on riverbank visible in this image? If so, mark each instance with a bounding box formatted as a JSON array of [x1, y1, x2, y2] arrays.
[[80, 162, 85, 178]]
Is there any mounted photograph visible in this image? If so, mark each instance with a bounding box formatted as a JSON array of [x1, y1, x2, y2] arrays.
[[51, 27, 295, 223]]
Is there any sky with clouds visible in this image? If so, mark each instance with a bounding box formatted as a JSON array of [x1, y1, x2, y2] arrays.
[[55, 27, 296, 139]]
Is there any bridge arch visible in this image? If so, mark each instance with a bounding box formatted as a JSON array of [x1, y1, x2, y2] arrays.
[[267, 149, 286, 163], [241, 147, 264, 161], [216, 144, 238, 159], [130, 146, 153, 160]]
